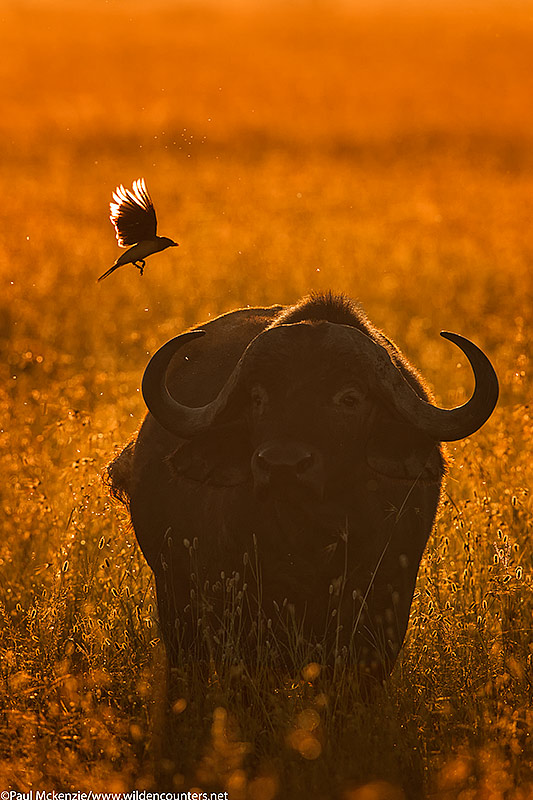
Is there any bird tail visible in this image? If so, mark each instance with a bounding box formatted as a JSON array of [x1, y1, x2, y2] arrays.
[[97, 263, 120, 282]]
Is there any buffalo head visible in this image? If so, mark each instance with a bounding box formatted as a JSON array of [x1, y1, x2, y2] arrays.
[[142, 320, 497, 494]]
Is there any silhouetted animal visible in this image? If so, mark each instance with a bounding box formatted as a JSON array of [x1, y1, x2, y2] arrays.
[[98, 178, 178, 282], [107, 293, 498, 682]]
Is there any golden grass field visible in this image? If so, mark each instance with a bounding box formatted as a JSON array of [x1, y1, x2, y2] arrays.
[[1, 0, 533, 796]]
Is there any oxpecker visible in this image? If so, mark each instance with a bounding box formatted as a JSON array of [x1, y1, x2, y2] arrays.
[[98, 178, 178, 281]]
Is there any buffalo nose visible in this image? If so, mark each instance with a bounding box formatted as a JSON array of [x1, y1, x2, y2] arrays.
[[252, 441, 324, 499], [256, 442, 314, 475]]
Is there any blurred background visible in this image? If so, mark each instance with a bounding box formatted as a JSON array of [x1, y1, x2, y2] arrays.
[[1, 0, 532, 793], [3, 0, 533, 378], [3, 1, 532, 380]]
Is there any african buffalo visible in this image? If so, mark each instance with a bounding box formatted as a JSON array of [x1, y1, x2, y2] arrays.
[[108, 292, 498, 682]]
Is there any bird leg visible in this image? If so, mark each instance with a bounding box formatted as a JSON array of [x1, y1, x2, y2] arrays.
[[134, 260, 146, 276]]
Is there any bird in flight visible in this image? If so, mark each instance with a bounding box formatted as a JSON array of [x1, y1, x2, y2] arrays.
[[97, 178, 178, 281]]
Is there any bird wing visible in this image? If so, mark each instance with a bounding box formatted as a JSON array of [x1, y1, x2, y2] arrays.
[[110, 178, 158, 246]]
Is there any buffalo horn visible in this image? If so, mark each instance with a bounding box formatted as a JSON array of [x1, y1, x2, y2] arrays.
[[143, 323, 498, 443], [343, 326, 498, 442], [141, 330, 245, 437]]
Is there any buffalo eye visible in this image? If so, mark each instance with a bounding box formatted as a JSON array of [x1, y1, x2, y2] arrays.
[[250, 384, 268, 415], [333, 388, 365, 410]]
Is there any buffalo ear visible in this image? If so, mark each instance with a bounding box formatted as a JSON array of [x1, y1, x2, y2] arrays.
[[167, 423, 251, 487], [366, 419, 443, 482]]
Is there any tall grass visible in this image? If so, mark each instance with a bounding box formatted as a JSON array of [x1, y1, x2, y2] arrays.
[[1, 1, 532, 795]]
